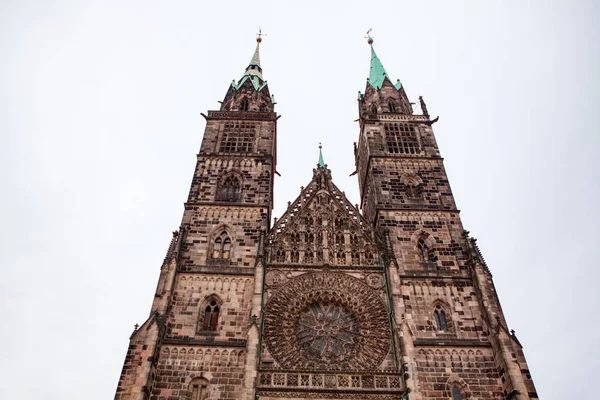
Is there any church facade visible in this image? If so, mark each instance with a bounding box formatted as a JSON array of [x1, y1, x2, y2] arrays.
[[114, 37, 538, 400]]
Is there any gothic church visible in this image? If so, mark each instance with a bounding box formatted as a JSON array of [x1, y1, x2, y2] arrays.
[[115, 36, 538, 400]]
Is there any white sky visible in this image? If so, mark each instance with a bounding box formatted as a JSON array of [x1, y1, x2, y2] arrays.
[[1, 1, 599, 399]]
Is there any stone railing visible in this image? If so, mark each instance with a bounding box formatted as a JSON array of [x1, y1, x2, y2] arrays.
[[258, 370, 404, 392], [364, 113, 430, 122], [207, 111, 277, 120]]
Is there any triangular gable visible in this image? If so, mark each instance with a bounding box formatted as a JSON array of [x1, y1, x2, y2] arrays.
[[268, 167, 379, 266]]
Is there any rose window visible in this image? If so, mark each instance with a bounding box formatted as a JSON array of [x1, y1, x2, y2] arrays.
[[296, 302, 358, 362], [263, 272, 390, 370]]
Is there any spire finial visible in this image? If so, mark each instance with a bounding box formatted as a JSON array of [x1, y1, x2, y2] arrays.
[[318, 142, 325, 168], [365, 28, 374, 45], [256, 27, 266, 43]]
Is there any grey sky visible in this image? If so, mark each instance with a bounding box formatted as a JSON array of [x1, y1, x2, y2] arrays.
[[1, 1, 598, 399]]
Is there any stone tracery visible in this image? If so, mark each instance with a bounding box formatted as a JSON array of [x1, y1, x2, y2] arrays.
[[263, 272, 390, 370]]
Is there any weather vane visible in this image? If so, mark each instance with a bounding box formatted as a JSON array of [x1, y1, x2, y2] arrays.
[[365, 28, 374, 44], [256, 27, 266, 43]]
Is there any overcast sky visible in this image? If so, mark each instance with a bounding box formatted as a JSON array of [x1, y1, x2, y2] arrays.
[[1, 1, 599, 399]]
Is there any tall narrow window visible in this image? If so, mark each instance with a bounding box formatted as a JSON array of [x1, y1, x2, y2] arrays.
[[291, 250, 299, 263], [371, 104, 378, 113], [384, 122, 419, 154], [388, 100, 397, 113], [451, 386, 463, 400], [203, 300, 220, 331], [417, 238, 436, 262], [240, 98, 249, 111], [213, 231, 232, 259], [216, 175, 242, 202], [190, 378, 209, 400], [434, 305, 448, 331]]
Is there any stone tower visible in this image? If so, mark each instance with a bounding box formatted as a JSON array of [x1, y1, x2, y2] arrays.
[[115, 37, 538, 400]]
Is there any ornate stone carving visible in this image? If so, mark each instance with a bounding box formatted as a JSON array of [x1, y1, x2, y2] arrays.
[[263, 272, 390, 370], [265, 270, 286, 287], [365, 273, 385, 289]]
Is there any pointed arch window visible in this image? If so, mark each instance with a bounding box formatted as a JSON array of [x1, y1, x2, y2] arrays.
[[434, 305, 448, 331], [190, 377, 209, 400], [417, 238, 437, 262], [203, 299, 220, 331], [371, 104, 378, 114], [291, 250, 299, 263], [451, 386, 463, 400], [213, 231, 232, 259], [240, 98, 249, 111], [406, 182, 423, 200], [388, 100, 397, 113], [216, 175, 242, 202]]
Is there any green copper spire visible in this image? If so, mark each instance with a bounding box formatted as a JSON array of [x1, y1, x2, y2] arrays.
[[366, 37, 402, 90], [318, 143, 325, 168], [231, 36, 268, 92]]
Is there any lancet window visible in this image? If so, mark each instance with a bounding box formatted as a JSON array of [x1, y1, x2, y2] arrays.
[[240, 98, 249, 111], [388, 100, 397, 113], [216, 175, 242, 202], [213, 231, 232, 259], [202, 298, 220, 331], [417, 238, 436, 262], [434, 305, 448, 331]]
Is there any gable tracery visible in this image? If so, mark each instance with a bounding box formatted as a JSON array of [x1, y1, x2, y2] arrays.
[[268, 176, 379, 266]]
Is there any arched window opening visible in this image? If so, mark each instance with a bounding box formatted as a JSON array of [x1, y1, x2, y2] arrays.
[[240, 98, 249, 111], [203, 300, 220, 331], [417, 238, 436, 262], [336, 233, 345, 245], [388, 101, 397, 113], [406, 183, 423, 199], [305, 232, 314, 244], [351, 252, 360, 265], [371, 104, 378, 114], [190, 378, 209, 400], [350, 234, 359, 245], [216, 175, 242, 202], [213, 231, 232, 259], [275, 249, 286, 263], [291, 250, 299, 263], [337, 251, 346, 265], [451, 386, 463, 400], [434, 305, 448, 331]]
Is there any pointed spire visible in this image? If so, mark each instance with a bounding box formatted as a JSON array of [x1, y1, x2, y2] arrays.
[[366, 36, 402, 90], [245, 40, 263, 79], [318, 143, 325, 168]]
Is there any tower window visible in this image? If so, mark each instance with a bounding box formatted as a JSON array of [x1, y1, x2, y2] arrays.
[[240, 98, 249, 111], [405, 183, 423, 199], [371, 104, 378, 114], [190, 378, 209, 400], [434, 305, 448, 331], [384, 122, 419, 154], [417, 238, 436, 262], [388, 101, 397, 113], [451, 386, 463, 400], [219, 122, 256, 153], [216, 175, 242, 202], [203, 300, 220, 331], [213, 231, 232, 259]]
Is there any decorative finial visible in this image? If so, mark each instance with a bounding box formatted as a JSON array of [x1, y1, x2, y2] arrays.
[[256, 27, 266, 43], [365, 28, 374, 45]]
